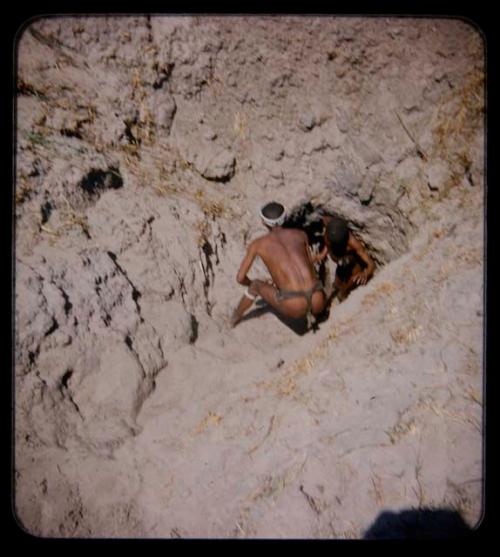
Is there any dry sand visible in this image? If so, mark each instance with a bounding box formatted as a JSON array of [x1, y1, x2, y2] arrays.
[[14, 15, 484, 538]]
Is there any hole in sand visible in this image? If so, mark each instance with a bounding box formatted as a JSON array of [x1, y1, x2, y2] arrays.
[[79, 168, 123, 197], [283, 200, 379, 299], [283, 201, 332, 290]]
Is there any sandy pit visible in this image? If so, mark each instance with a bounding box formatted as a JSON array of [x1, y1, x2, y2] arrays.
[[14, 15, 484, 538]]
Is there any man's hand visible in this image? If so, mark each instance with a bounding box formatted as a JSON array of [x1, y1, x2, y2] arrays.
[[239, 276, 251, 287], [353, 270, 369, 286], [310, 245, 328, 264]]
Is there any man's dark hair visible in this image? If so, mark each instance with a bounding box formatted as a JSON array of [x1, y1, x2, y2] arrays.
[[261, 202, 285, 220], [326, 216, 349, 256]]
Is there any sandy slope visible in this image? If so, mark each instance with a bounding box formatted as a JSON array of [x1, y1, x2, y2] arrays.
[[14, 15, 484, 538]]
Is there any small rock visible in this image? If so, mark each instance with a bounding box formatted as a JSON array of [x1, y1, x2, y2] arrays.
[[203, 128, 217, 141], [358, 179, 375, 204], [389, 27, 402, 38], [195, 149, 236, 182], [283, 139, 297, 158], [356, 139, 383, 168], [155, 95, 177, 134], [335, 66, 347, 79], [267, 161, 283, 179], [433, 69, 447, 82], [298, 113, 317, 132], [336, 107, 350, 133], [261, 132, 274, 141], [426, 161, 450, 192], [272, 148, 284, 161], [303, 129, 328, 155], [334, 161, 363, 197]]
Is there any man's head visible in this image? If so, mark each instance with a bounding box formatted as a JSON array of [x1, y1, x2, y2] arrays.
[[326, 216, 349, 256], [260, 202, 286, 228]]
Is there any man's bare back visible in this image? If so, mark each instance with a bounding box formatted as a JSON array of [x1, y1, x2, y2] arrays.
[[231, 203, 326, 327], [253, 227, 319, 292]]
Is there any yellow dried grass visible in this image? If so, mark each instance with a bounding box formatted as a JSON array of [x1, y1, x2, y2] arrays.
[[192, 411, 223, 435]]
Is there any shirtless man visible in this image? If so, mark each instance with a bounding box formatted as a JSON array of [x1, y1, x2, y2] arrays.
[[317, 213, 375, 301], [231, 202, 326, 328]]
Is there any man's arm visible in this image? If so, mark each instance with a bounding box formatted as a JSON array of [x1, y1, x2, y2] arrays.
[[312, 245, 328, 263], [302, 229, 325, 266], [236, 240, 258, 286], [348, 233, 375, 285]]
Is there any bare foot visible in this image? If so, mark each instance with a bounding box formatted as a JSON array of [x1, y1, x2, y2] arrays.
[[230, 311, 241, 328]]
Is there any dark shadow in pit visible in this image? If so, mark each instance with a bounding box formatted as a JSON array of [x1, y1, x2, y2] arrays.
[[238, 299, 332, 336], [363, 508, 473, 539]]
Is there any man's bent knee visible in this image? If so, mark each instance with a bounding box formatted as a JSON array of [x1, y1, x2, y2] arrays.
[[248, 279, 263, 296], [244, 285, 258, 301]]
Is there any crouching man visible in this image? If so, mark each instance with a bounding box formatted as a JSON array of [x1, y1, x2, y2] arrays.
[[231, 202, 326, 329], [317, 213, 375, 301]]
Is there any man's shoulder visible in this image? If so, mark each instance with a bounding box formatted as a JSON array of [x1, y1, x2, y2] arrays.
[[347, 231, 361, 248], [281, 227, 307, 240], [249, 234, 268, 250]]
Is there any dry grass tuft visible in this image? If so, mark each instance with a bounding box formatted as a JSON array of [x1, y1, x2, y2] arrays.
[[154, 183, 179, 196], [433, 69, 484, 156], [432, 227, 447, 239], [386, 417, 419, 444], [17, 78, 49, 99], [431, 68, 484, 199], [362, 281, 397, 307], [425, 400, 481, 432], [202, 199, 226, 219], [24, 130, 51, 148], [370, 474, 385, 506], [390, 323, 423, 345], [192, 411, 223, 435], [195, 219, 211, 247], [36, 205, 92, 242], [40, 224, 60, 237], [455, 247, 482, 266], [248, 457, 307, 502], [249, 475, 286, 502], [206, 72, 224, 98], [465, 387, 482, 406], [444, 478, 477, 519], [15, 178, 34, 205], [233, 111, 248, 139], [63, 212, 91, 236]]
